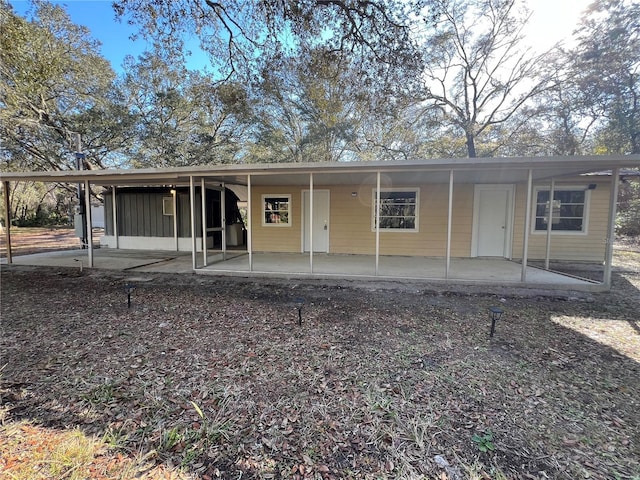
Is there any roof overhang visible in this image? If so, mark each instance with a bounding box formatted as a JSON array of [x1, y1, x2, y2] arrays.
[[1, 155, 639, 188]]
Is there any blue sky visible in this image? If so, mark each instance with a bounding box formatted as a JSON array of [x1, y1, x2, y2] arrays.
[[8, 0, 211, 72]]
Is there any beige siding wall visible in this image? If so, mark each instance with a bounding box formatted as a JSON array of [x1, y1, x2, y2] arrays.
[[250, 186, 302, 252], [512, 179, 611, 262], [250, 178, 612, 261], [251, 183, 475, 257]]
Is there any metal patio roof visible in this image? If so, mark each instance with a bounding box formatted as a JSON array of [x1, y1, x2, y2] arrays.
[[1, 155, 639, 187]]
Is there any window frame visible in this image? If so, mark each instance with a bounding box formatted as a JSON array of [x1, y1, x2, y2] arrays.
[[371, 187, 420, 232], [532, 186, 590, 235], [262, 194, 292, 227], [162, 196, 174, 216]]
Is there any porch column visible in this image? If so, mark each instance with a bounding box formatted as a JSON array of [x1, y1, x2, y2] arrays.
[[111, 186, 119, 249], [603, 168, 620, 288], [190, 176, 197, 270], [172, 188, 178, 251], [309, 173, 314, 273], [201, 178, 207, 267], [544, 179, 555, 270], [221, 183, 227, 261], [375, 171, 381, 275], [247, 174, 253, 272], [446, 170, 453, 279], [84, 180, 94, 268], [3, 181, 12, 264], [521, 169, 533, 282]]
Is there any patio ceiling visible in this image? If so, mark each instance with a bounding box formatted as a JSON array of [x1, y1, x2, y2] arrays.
[[1, 155, 639, 188]]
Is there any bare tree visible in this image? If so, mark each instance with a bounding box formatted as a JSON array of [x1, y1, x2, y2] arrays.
[[417, 0, 551, 157]]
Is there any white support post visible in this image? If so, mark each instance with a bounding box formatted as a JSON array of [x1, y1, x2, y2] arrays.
[[3, 181, 12, 264], [247, 174, 253, 272], [111, 186, 119, 249], [190, 176, 197, 270], [521, 169, 533, 282], [309, 173, 314, 273], [172, 188, 178, 251], [201, 178, 207, 267], [544, 179, 555, 270], [375, 171, 381, 275], [603, 168, 620, 288], [84, 180, 94, 268], [221, 183, 227, 261], [446, 170, 454, 279]]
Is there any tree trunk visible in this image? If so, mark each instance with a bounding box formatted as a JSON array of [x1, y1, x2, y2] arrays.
[[466, 132, 477, 158]]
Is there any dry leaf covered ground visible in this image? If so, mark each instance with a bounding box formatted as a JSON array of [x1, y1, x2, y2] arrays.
[[1, 239, 639, 479]]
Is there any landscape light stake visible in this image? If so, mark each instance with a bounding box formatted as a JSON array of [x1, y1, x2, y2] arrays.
[[489, 307, 504, 337], [295, 298, 304, 326], [124, 283, 136, 309]]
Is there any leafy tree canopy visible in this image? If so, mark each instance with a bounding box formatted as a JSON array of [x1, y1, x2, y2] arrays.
[[570, 0, 640, 154], [0, 0, 132, 171], [121, 50, 253, 167], [112, 0, 424, 99]]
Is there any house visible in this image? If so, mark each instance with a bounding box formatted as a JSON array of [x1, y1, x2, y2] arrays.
[[2, 155, 639, 290]]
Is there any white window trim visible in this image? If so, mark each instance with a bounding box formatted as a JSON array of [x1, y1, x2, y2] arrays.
[[262, 194, 292, 227], [371, 187, 420, 233], [531, 186, 590, 236], [162, 197, 174, 216]]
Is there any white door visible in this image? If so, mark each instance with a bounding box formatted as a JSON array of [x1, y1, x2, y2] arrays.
[[303, 190, 329, 252], [472, 185, 514, 257]]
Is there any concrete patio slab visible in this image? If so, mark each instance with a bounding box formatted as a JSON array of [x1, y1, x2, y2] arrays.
[[199, 252, 597, 288], [2, 248, 599, 290]]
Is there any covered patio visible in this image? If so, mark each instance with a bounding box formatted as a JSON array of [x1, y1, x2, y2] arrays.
[[2, 248, 597, 289]]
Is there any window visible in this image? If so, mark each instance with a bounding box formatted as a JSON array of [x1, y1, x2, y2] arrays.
[[372, 189, 419, 231], [162, 197, 174, 216], [262, 195, 291, 226], [534, 188, 587, 233]]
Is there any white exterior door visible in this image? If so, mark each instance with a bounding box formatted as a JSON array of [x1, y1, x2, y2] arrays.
[[303, 190, 330, 252], [472, 185, 514, 257]]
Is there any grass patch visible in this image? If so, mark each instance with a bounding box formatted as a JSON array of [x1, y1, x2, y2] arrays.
[[0, 410, 192, 479]]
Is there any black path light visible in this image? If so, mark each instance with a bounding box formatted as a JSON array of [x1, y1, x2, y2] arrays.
[[124, 283, 136, 309], [294, 297, 304, 326], [489, 306, 504, 337]]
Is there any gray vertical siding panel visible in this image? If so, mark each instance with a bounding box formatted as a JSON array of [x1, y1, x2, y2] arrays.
[[143, 194, 151, 236], [112, 189, 213, 238], [162, 195, 172, 236], [123, 194, 132, 236], [178, 193, 189, 237], [131, 194, 139, 236], [151, 194, 159, 236], [104, 192, 113, 235], [155, 195, 163, 236]]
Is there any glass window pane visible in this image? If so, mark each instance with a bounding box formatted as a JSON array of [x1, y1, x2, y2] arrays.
[[535, 189, 586, 232], [374, 190, 418, 230], [263, 196, 290, 224]]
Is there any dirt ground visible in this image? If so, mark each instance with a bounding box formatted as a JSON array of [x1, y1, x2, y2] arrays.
[[1, 233, 639, 479]]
